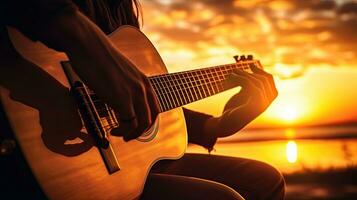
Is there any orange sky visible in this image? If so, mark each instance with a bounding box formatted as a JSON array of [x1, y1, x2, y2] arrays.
[[140, 0, 357, 128]]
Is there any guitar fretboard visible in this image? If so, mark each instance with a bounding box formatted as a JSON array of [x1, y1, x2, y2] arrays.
[[66, 60, 262, 131], [149, 60, 261, 112]]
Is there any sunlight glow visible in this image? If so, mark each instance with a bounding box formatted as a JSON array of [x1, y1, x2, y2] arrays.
[[273, 63, 305, 79], [286, 140, 298, 163], [284, 128, 296, 139], [280, 105, 299, 122], [142, 0, 357, 128], [157, 0, 173, 6]]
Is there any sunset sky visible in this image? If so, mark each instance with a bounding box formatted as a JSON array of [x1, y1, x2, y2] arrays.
[[140, 0, 357, 128]]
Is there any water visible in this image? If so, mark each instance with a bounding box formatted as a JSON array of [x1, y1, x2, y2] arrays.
[[189, 138, 357, 173], [187, 126, 357, 199], [188, 126, 357, 172]]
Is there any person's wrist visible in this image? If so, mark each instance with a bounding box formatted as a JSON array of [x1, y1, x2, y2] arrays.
[[203, 117, 219, 138]]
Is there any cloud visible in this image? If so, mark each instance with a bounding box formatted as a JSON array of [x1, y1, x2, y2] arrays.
[[338, 1, 357, 14], [141, 0, 357, 71], [313, 0, 337, 10]]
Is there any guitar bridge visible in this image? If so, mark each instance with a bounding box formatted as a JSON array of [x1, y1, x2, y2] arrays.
[[61, 61, 120, 174]]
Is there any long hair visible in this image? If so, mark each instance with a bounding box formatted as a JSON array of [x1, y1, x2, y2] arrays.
[[73, 0, 142, 34]]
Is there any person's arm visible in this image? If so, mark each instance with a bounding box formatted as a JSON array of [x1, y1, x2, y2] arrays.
[[204, 67, 278, 137], [3, 1, 159, 141], [40, 11, 160, 141], [184, 66, 278, 151], [183, 108, 217, 152]]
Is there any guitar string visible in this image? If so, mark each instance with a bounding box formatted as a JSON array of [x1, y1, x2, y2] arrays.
[[150, 62, 251, 89], [82, 71, 237, 113], [77, 61, 256, 119], [75, 61, 255, 96], [83, 64, 252, 112], [84, 69, 227, 111], [76, 62, 252, 103], [82, 80, 254, 129], [149, 63, 252, 97], [150, 63, 253, 110], [152, 71, 226, 96], [151, 73, 220, 111], [74, 86, 118, 130], [153, 62, 256, 111], [149, 61, 256, 80], [81, 61, 259, 130], [152, 81, 219, 111]]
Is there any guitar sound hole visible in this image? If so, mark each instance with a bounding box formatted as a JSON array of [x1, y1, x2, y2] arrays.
[[136, 118, 159, 142]]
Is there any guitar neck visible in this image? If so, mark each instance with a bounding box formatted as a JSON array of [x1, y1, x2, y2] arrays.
[[62, 59, 262, 128], [149, 60, 262, 112]]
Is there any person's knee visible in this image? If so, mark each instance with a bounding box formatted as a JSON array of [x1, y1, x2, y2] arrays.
[[142, 174, 245, 200], [178, 176, 245, 200], [255, 161, 285, 199], [262, 162, 285, 188], [206, 181, 245, 200]]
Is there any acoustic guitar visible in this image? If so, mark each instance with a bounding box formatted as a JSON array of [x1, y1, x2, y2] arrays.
[[0, 26, 262, 199]]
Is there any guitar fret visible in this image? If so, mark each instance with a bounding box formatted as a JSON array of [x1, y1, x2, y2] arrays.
[[197, 71, 208, 98], [177, 73, 190, 104], [206, 73, 216, 95], [187, 72, 198, 102], [150, 78, 165, 111], [211, 69, 222, 92], [153, 78, 204, 100], [193, 71, 203, 98], [154, 69, 225, 96], [200, 70, 211, 97], [155, 77, 170, 111], [70, 60, 259, 123], [146, 60, 259, 110], [197, 85, 205, 99], [206, 70, 216, 95], [162, 76, 177, 109], [162, 76, 175, 110], [191, 71, 202, 100], [202, 71, 212, 96], [193, 72, 201, 101], [174, 74, 186, 105], [182, 73, 194, 103], [167, 75, 180, 108], [172, 75, 185, 105], [165, 75, 180, 108]]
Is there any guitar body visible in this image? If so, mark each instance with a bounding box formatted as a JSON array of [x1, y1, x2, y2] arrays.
[[0, 26, 187, 200]]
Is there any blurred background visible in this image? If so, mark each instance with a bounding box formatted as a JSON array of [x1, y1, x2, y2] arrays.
[[140, 0, 357, 199]]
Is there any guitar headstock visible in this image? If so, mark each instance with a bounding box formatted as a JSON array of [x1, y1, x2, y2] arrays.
[[233, 54, 263, 70]]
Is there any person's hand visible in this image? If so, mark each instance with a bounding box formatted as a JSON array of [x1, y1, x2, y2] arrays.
[[107, 58, 160, 141], [203, 65, 278, 138], [41, 11, 160, 141]]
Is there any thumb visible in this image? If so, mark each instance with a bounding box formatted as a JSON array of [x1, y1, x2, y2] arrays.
[[110, 120, 137, 139]]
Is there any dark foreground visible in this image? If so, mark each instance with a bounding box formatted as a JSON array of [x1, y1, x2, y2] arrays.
[[284, 167, 357, 200]]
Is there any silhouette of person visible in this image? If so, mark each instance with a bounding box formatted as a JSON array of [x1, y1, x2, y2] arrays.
[[0, 0, 284, 199]]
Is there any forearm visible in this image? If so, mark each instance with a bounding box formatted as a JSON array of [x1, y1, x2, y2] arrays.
[[183, 108, 217, 151], [203, 105, 253, 139], [37, 11, 136, 109]]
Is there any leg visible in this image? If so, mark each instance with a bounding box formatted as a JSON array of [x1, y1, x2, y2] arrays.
[[141, 173, 245, 200], [150, 153, 285, 200]]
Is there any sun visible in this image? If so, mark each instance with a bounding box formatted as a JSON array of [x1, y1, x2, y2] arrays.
[[280, 106, 299, 122]]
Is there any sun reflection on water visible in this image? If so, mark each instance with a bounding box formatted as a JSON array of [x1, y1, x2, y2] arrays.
[[286, 140, 298, 163], [284, 128, 296, 139], [188, 131, 357, 174]]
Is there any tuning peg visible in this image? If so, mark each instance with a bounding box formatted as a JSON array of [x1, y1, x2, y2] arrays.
[[247, 55, 253, 60], [233, 55, 239, 63], [240, 55, 246, 61]]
